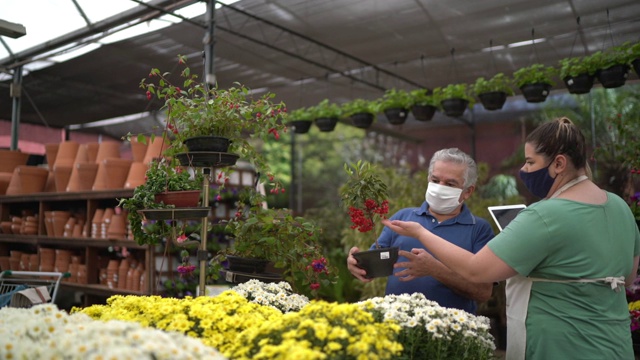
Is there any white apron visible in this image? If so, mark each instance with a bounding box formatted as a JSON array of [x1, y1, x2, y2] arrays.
[[503, 175, 626, 359]]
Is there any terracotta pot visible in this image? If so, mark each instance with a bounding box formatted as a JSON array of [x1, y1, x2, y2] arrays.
[[5, 166, 49, 195], [39, 248, 55, 266], [72, 223, 83, 238], [54, 141, 80, 168], [77, 265, 88, 284], [44, 143, 59, 168], [66, 162, 99, 192], [43, 171, 57, 192], [0, 150, 30, 173], [0, 221, 12, 234], [95, 141, 122, 163], [53, 164, 73, 192], [154, 190, 201, 207], [0, 172, 13, 195], [143, 136, 170, 164], [0, 256, 10, 271], [9, 258, 20, 270], [92, 158, 132, 190], [44, 213, 54, 236], [130, 137, 148, 163], [63, 217, 76, 237], [52, 214, 71, 237], [124, 162, 149, 189], [29, 254, 39, 271], [107, 213, 127, 239]]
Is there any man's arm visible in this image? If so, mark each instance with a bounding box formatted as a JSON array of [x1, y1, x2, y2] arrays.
[[394, 248, 493, 302]]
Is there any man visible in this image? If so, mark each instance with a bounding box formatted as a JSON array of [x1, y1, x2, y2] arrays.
[[347, 148, 494, 314]]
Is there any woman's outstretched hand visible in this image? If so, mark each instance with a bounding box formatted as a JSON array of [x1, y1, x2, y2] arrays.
[[381, 219, 426, 239]]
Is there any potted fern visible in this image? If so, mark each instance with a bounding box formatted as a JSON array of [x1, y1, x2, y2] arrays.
[[409, 89, 439, 121], [513, 64, 557, 103], [288, 107, 313, 134], [341, 98, 377, 129], [472, 73, 514, 111], [375, 88, 412, 125], [590, 43, 633, 88], [434, 83, 475, 117], [558, 56, 598, 94]]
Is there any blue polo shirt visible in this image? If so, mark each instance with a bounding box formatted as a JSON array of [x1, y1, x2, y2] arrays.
[[371, 202, 494, 314]]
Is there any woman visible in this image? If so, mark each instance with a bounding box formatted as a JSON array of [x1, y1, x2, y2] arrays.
[[382, 117, 640, 359]]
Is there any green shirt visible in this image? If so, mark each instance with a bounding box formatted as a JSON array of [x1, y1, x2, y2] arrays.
[[488, 192, 640, 359]]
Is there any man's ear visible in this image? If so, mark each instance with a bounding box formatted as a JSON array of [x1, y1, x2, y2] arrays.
[[462, 184, 475, 201]]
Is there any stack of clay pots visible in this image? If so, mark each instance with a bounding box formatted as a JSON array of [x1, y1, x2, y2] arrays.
[[5, 165, 49, 195], [89, 206, 130, 240], [39, 248, 55, 271], [67, 254, 84, 283], [54, 249, 73, 273], [0, 149, 30, 195], [106, 259, 119, 289]]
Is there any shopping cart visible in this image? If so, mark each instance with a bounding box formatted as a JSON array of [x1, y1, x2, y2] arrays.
[[0, 270, 69, 308]]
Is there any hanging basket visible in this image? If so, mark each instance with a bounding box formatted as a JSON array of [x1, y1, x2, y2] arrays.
[[519, 83, 552, 103], [289, 120, 312, 134], [315, 117, 338, 132], [383, 108, 408, 125], [563, 74, 594, 95], [350, 113, 375, 129], [183, 136, 231, 153], [596, 64, 629, 89], [411, 104, 437, 121], [440, 98, 469, 117], [352, 247, 399, 279], [478, 91, 507, 111], [633, 58, 640, 78]]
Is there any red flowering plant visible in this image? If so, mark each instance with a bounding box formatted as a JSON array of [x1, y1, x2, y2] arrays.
[[136, 54, 288, 193], [340, 160, 390, 248], [210, 189, 337, 297]]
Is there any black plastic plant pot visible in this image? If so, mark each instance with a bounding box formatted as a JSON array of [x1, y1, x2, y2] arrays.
[[440, 98, 469, 117], [383, 108, 408, 125], [315, 117, 338, 132], [478, 91, 507, 111], [225, 255, 270, 274], [596, 64, 630, 89], [633, 59, 640, 78], [353, 247, 399, 279], [183, 136, 231, 152], [411, 104, 437, 121], [519, 83, 552, 103], [289, 120, 312, 134], [350, 112, 374, 129], [563, 74, 594, 95]]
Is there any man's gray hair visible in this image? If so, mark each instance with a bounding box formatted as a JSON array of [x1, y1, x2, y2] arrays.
[[428, 148, 478, 188]]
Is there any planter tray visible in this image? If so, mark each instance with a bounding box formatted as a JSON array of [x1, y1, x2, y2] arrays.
[[175, 152, 239, 168], [221, 270, 283, 284], [138, 207, 209, 221]]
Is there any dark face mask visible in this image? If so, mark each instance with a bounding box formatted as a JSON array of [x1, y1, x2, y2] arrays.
[[519, 162, 556, 198]]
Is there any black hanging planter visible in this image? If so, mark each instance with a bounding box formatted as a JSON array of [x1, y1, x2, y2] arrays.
[[440, 98, 469, 117], [350, 113, 374, 129], [383, 108, 408, 125], [519, 83, 552, 103], [633, 58, 640, 78], [352, 247, 399, 279], [225, 255, 270, 273], [411, 104, 437, 121], [596, 64, 629, 89], [478, 91, 507, 111], [289, 120, 312, 134], [563, 74, 594, 95], [183, 136, 231, 152], [315, 117, 338, 132]]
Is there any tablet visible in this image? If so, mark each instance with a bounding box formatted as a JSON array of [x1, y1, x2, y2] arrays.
[[487, 204, 526, 231]]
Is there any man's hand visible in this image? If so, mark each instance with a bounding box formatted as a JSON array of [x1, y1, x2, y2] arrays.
[[347, 246, 371, 282], [394, 248, 437, 281]]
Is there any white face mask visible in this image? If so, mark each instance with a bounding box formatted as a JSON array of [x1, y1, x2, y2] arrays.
[[425, 182, 464, 215]]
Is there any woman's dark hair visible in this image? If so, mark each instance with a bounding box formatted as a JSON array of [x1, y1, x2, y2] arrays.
[[526, 117, 587, 169]]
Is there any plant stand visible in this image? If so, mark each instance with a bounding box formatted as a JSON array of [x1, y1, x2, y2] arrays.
[[139, 151, 239, 296]]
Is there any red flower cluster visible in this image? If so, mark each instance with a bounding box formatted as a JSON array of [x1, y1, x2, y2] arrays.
[[348, 199, 389, 233]]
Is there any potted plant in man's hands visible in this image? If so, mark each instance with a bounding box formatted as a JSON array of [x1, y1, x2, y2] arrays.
[[341, 98, 377, 129], [472, 73, 514, 110], [339, 160, 396, 278], [409, 89, 439, 121], [433, 83, 475, 117], [137, 55, 288, 190], [118, 157, 204, 246], [513, 63, 557, 103]]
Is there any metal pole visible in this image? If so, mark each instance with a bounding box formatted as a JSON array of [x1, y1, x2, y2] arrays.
[[204, 0, 216, 85], [289, 130, 296, 211], [10, 65, 23, 150], [199, 168, 210, 296]]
